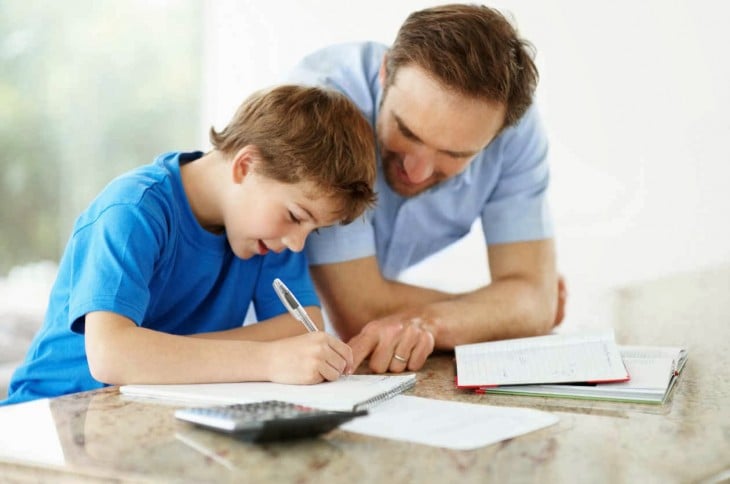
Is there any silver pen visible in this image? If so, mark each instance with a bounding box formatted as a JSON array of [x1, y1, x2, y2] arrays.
[[272, 278, 319, 333]]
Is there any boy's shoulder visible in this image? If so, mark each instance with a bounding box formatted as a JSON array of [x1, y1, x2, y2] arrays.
[[77, 151, 195, 228], [97, 152, 177, 205]]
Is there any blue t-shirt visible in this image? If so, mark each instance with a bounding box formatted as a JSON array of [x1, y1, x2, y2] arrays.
[[3, 152, 318, 405], [285, 42, 553, 279]]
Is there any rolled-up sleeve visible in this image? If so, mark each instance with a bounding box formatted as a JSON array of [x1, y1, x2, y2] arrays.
[[481, 106, 553, 244], [305, 214, 376, 265]]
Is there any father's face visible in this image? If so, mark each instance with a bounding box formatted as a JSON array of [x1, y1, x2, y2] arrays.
[[376, 64, 506, 197]]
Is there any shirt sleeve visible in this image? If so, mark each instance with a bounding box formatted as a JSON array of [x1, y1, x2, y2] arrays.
[[481, 105, 554, 244], [68, 202, 166, 333], [304, 213, 377, 265]]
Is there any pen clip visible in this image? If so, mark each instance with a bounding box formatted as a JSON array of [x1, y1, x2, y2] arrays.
[[272, 278, 318, 332], [272, 278, 297, 314], [273, 278, 301, 320]]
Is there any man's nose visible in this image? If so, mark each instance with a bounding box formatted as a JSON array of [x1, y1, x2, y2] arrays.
[[402, 153, 434, 184]]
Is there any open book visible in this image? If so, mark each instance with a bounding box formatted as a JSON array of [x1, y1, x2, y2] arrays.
[[455, 329, 629, 388], [120, 374, 416, 412], [479, 346, 687, 404]]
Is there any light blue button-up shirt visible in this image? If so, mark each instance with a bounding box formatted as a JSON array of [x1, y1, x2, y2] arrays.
[[286, 42, 553, 280]]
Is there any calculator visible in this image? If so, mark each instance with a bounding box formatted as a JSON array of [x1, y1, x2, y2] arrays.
[[174, 401, 368, 442]]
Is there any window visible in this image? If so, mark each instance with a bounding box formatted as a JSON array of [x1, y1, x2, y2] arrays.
[[0, 1, 202, 384], [0, 0, 202, 274]]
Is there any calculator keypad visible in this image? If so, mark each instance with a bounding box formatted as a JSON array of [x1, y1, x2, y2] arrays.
[[187, 401, 320, 422]]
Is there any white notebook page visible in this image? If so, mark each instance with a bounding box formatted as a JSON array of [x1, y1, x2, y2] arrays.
[[120, 374, 416, 412], [455, 329, 628, 387], [601, 345, 685, 390]]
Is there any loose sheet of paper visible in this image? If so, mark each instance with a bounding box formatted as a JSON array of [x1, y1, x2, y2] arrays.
[[340, 395, 558, 450], [0, 398, 65, 466]]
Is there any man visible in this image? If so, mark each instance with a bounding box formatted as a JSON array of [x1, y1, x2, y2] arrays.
[[286, 4, 566, 373]]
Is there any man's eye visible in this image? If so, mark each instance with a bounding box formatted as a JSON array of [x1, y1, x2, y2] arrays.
[[400, 126, 417, 141], [289, 211, 301, 224]]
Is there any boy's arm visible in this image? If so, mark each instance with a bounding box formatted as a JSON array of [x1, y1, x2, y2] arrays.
[[311, 239, 560, 372], [84, 310, 351, 385], [191, 307, 325, 342]]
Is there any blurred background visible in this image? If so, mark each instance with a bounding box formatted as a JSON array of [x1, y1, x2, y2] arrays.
[[0, 0, 203, 390], [1, 0, 729, 363]]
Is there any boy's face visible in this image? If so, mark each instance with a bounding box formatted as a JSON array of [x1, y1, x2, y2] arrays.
[[376, 63, 506, 197], [223, 164, 341, 260]]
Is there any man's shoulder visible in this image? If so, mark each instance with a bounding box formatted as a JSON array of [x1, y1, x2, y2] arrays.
[[297, 41, 387, 71], [497, 104, 543, 142], [481, 104, 547, 163], [286, 42, 386, 118], [289, 41, 387, 84]]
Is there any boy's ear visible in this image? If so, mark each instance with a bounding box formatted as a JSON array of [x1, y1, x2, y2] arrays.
[[230, 145, 259, 183], [378, 56, 387, 87]]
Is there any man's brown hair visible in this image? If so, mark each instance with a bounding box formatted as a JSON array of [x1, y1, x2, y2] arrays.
[[210, 85, 376, 224], [385, 3, 538, 128]]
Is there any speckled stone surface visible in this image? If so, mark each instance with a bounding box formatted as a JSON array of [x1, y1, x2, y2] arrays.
[[1, 266, 729, 483]]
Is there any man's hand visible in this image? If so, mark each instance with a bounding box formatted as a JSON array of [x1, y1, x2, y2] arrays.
[[348, 275, 565, 374], [348, 313, 436, 374], [553, 275, 567, 327]]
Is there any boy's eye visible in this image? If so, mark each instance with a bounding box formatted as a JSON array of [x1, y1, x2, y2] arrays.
[[288, 211, 301, 224]]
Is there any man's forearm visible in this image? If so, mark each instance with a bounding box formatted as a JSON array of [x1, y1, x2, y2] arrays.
[[325, 273, 556, 347], [311, 259, 451, 340], [325, 279, 452, 341], [311, 240, 558, 344], [345, 275, 558, 373], [420, 238, 559, 348], [418, 276, 557, 349]]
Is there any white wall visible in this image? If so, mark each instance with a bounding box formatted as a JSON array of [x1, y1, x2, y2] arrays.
[[203, 1, 730, 327]]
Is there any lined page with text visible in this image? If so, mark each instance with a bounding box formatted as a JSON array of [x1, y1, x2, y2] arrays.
[[455, 329, 628, 388]]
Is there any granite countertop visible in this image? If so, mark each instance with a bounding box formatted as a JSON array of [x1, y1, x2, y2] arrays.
[[1, 266, 729, 483]]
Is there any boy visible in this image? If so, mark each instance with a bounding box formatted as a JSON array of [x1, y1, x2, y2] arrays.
[[2, 85, 376, 405]]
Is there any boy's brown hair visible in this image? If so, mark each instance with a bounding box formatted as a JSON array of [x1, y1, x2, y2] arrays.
[[210, 85, 376, 224], [385, 3, 539, 129]]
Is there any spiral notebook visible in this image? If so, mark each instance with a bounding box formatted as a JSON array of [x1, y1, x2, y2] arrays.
[[120, 374, 416, 412]]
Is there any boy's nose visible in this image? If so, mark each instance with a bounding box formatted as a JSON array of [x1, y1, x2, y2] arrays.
[[282, 230, 306, 253]]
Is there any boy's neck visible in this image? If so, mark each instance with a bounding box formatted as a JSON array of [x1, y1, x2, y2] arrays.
[[180, 150, 227, 234]]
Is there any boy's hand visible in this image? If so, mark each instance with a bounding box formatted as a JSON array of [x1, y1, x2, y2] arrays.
[[267, 332, 353, 384]]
